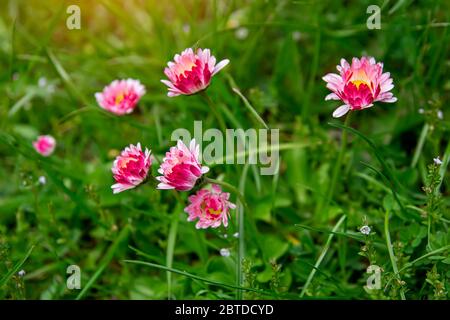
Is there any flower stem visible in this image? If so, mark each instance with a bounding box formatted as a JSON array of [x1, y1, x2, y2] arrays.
[[300, 215, 346, 297], [200, 91, 227, 134], [384, 210, 406, 300], [236, 165, 249, 300], [318, 113, 351, 219], [166, 191, 182, 299], [203, 176, 247, 300]]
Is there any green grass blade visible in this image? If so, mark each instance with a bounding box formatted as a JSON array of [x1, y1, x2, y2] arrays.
[[231, 87, 269, 130], [124, 259, 283, 298], [300, 215, 346, 297], [295, 223, 369, 243], [411, 123, 429, 168], [76, 225, 130, 300], [237, 164, 249, 300], [0, 245, 35, 288], [398, 245, 450, 273], [166, 213, 179, 299], [384, 211, 406, 300]]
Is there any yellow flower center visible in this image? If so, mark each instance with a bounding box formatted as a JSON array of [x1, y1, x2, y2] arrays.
[[118, 157, 136, 169], [115, 93, 125, 105], [351, 80, 368, 89], [208, 208, 221, 216], [175, 61, 196, 77]]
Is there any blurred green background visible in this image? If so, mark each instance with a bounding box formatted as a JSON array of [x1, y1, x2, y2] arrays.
[[0, 0, 449, 299]]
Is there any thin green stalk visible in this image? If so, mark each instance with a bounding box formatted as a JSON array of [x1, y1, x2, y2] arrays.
[[0, 245, 35, 288], [436, 137, 450, 194], [232, 87, 269, 130], [203, 175, 247, 300], [338, 216, 348, 278], [236, 164, 249, 300], [317, 114, 351, 219], [200, 91, 227, 134], [398, 245, 450, 273], [166, 213, 179, 300], [124, 260, 281, 298], [76, 225, 129, 300], [302, 16, 321, 120], [427, 215, 433, 251], [384, 211, 406, 300], [411, 123, 429, 168], [166, 191, 182, 299], [300, 215, 346, 297]]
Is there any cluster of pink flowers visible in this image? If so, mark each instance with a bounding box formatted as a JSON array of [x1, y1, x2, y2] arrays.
[[34, 45, 399, 231], [32, 48, 234, 230], [111, 138, 234, 229], [102, 49, 234, 229]]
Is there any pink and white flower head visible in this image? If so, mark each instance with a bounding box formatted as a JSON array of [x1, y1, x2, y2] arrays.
[[185, 184, 236, 229], [33, 135, 56, 156], [323, 56, 397, 118], [111, 143, 152, 194], [95, 79, 145, 115], [156, 139, 209, 191], [161, 48, 229, 97]]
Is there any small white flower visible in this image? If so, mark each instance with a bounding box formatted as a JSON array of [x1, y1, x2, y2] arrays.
[[18, 270, 26, 277], [233, 232, 239, 238], [220, 248, 230, 257], [433, 157, 443, 165], [38, 77, 47, 88], [38, 176, 47, 185], [235, 27, 249, 40], [292, 31, 302, 41], [437, 110, 443, 120], [360, 225, 371, 235], [418, 108, 425, 114]]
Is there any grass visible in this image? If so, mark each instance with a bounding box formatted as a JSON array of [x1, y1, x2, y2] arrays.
[[0, 0, 449, 300]]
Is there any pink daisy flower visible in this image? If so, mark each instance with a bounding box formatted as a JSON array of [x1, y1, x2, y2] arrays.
[[95, 79, 145, 115], [161, 48, 229, 97], [156, 139, 209, 191], [323, 56, 397, 118], [185, 184, 236, 229], [111, 143, 152, 194], [33, 135, 56, 156]]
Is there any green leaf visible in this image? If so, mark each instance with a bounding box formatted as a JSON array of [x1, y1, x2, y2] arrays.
[[261, 235, 289, 261]]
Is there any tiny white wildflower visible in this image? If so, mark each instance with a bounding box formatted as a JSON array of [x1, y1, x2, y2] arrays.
[[18, 270, 26, 277], [433, 157, 442, 165], [235, 27, 249, 40], [220, 248, 230, 257], [360, 225, 371, 235], [38, 176, 47, 185], [418, 108, 425, 114], [38, 77, 47, 88], [233, 232, 239, 238], [437, 110, 443, 120]]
